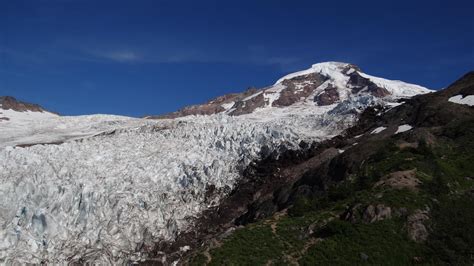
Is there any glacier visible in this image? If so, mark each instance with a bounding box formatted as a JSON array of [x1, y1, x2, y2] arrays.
[[0, 110, 349, 263]]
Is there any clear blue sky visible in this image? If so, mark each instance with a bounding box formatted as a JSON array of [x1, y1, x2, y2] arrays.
[[1, 0, 473, 116]]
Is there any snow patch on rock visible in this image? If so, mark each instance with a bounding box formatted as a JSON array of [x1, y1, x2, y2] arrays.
[[395, 124, 413, 134], [221, 102, 235, 110], [448, 94, 474, 106], [371, 126, 387, 134]]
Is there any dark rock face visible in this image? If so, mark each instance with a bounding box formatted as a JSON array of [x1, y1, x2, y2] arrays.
[[171, 105, 226, 118], [147, 72, 331, 119], [376, 73, 474, 130], [153, 95, 233, 119], [229, 92, 266, 116], [348, 72, 390, 97], [273, 73, 328, 107], [315, 85, 340, 106], [0, 96, 49, 113], [441, 71, 474, 97], [343, 64, 362, 74], [148, 88, 261, 119], [150, 72, 329, 119]]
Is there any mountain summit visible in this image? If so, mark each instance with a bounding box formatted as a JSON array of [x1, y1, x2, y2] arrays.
[[153, 62, 431, 119]]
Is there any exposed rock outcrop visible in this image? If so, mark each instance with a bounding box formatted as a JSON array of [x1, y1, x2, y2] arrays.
[[374, 169, 421, 191], [407, 209, 430, 242], [0, 96, 50, 113], [273, 73, 328, 107], [315, 85, 340, 106], [348, 72, 390, 97], [362, 204, 392, 223], [228, 92, 265, 115]]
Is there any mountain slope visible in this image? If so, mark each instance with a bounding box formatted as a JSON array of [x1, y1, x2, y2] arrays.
[[0, 62, 432, 264], [0, 96, 147, 148], [184, 72, 474, 265], [0, 96, 57, 121]]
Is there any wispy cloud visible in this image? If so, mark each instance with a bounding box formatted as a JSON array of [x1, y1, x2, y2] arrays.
[[80, 45, 303, 69], [80, 46, 214, 64], [1, 41, 304, 71], [89, 50, 143, 63]]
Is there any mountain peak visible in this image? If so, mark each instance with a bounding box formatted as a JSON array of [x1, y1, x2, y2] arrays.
[[275, 61, 357, 85], [152, 62, 432, 119]]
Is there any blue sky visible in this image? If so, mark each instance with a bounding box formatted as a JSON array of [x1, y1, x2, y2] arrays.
[[1, 0, 473, 116]]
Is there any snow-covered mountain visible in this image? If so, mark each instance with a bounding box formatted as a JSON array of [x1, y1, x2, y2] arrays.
[[152, 62, 430, 119], [0, 96, 144, 148], [0, 62, 432, 264]]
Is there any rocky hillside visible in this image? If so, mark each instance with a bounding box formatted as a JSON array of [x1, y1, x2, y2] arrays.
[[180, 72, 474, 265]]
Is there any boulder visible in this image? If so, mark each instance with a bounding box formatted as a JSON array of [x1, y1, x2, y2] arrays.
[[407, 209, 430, 242], [362, 204, 392, 223]]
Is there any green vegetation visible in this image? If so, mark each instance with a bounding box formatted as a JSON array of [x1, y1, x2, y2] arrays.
[[425, 194, 474, 265], [301, 219, 422, 265], [191, 211, 333, 265], [188, 119, 474, 265], [207, 224, 286, 265]]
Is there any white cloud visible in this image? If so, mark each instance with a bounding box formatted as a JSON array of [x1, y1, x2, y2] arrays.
[[91, 50, 142, 63]]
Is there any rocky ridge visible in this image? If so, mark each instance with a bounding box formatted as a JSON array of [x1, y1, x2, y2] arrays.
[[0, 96, 51, 113]]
